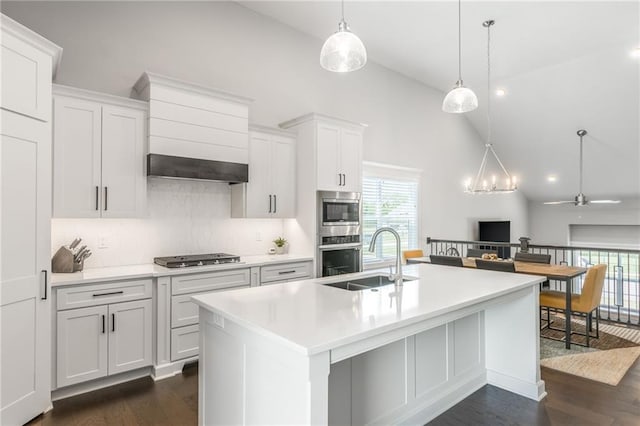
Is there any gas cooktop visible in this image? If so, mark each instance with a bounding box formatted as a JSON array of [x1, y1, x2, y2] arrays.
[[154, 253, 242, 268]]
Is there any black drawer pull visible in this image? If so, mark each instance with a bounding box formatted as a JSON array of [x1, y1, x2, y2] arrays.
[[112, 313, 115, 332], [278, 270, 297, 275], [92, 291, 124, 297], [101, 315, 105, 334]]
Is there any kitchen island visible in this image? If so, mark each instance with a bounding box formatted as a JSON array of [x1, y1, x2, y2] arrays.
[[192, 264, 546, 425]]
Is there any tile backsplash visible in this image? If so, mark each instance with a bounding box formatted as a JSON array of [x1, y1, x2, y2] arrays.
[[52, 178, 289, 268]]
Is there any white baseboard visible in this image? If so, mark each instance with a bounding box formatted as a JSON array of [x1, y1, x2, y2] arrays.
[[151, 357, 198, 381], [52, 367, 152, 401], [487, 369, 547, 401]]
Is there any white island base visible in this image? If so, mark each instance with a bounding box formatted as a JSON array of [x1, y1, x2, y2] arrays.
[[195, 266, 545, 425]]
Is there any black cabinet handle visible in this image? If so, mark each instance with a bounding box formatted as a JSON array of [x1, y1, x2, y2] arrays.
[[95, 186, 99, 210], [338, 173, 343, 186], [342, 174, 346, 187], [92, 291, 124, 297], [111, 313, 115, 332], [278, 270, 296, 275], [41, 270, 48, 300], [273, 195, 277, 214], [268, 194, 272, 213], [102, 315, 105, 334], [104, 186, 108, 211]]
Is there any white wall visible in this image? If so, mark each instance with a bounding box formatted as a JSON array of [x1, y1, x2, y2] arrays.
[[528, 197, 640, 246], [3, 1, 529, 266]]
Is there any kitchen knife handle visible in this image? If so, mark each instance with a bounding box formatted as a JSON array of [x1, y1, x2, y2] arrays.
[[40, 270, 48, 300], [273, 194, 277, 214], [111, 313, 115, 332], [268, 194, 272, 213], [95, 186, 99, 210], [104, 186, 108, 211], [102, 315, 105, 334]]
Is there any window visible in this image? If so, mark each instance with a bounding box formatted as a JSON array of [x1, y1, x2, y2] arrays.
[[362, 162, 420, 265]]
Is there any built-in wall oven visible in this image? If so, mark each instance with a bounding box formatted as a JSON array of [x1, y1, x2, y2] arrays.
[[317, 191, 362, 277]]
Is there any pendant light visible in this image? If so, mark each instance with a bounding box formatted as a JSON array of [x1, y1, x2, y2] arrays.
[[464, 20, 517, 194], [442, 0, 478, 113], [320, 0, 367, 72]]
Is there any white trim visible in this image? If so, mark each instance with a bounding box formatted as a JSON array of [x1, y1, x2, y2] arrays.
[[279, 112, 368, 130], [363, 161, 422, 181], [486, 370, 547, 401], [53, 84, 149, 111], [1, 13, 63, 78], [249, 123, 296, 138], [132, 71, 253, 105]]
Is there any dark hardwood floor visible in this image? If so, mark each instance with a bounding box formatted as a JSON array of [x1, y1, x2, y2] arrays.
[[28, 358, 640, 425]]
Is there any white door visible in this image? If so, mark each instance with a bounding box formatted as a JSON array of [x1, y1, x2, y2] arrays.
[[0, 111, 52, 425], [101, 105, 146, 218], [339, 129, 363, 192], [316, 123, 341, 191], [56, 305, 108, 388], [271, 136, 295, 218], [245, 132, 272, 218], [108, 299, 152, 375], [52, 96, 102, 218]]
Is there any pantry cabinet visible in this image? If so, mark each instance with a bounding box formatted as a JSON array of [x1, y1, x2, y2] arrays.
[[55, 279, 153, 388], [53, 85, 147, 218], [231, 126, 296, 218]]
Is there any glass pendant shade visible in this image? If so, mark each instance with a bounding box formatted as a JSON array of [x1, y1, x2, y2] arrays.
[[320, 21, 367, 73], [442, 81, 478, 113]]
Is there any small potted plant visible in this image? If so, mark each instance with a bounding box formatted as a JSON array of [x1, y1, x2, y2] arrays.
[[273, 237, 287, 254]]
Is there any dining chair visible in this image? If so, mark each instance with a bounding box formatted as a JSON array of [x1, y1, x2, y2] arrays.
[[540, 264, 607, 347], [429, 255, 463, 267], [475, 259, 516, 272], [514, 252, 552, 289], [402, 249, 424, 264], [466, 248, 498, 258]]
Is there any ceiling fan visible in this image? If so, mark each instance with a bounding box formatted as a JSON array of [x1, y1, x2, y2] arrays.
[[543, 129, 621, 206]]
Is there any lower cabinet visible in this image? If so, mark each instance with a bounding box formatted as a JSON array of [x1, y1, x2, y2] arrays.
[[260, 261, 313, 286], [55, 280, 152, 388]]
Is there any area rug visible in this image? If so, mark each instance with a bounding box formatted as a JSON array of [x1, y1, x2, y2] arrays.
[[539, 314, 640, 386]]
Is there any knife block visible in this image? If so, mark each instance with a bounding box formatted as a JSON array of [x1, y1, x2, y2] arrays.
[[52, 246, 83, 273]]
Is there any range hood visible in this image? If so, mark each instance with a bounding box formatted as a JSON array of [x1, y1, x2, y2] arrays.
[[147, 153, 248, 183], [132, 72, 253, 184]]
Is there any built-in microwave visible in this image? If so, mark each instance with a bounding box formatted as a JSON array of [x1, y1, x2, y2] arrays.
[[317, 191, 361, 237]]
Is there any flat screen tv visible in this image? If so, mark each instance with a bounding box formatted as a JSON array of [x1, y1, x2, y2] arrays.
[[479, 221, 510, 259]]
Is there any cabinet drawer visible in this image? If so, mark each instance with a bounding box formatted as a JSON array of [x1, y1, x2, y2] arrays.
[[57, 279, 152, 310], [171, 268, 250, 295], [171, 286, 249, 328], [260, 262, 312, 284], [171, 325, 199, 361]]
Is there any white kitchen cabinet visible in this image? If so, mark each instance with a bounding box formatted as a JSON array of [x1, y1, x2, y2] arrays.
[[259, 261, 313, 285], [0, 14, 61, 426], [280, 113, 365, 193], [53, 85, 147, 218], [231, 126, 296, 218], [54, 279, 153, 388]]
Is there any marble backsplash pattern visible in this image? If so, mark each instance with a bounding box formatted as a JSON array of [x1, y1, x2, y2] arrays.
[[51, 178, 287, 268]]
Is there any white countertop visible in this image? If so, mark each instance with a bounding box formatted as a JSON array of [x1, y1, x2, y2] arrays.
[[51, 254, 313, 287], [192, 264, 544, 355]]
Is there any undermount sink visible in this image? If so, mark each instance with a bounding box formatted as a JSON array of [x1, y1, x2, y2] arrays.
[[323, 274, 416, 291]]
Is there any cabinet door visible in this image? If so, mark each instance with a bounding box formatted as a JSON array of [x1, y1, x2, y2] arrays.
[[52, 96, 102, 217], [316, 123, 341, 191], [339, 129, 363, 192], [101, 105, 146, 218], [1, 112, 52, 423], [108, 299, 152, 375], [56, 305, 108, 388], [245, 132, 272, 218], [271, 135, 295, 218]]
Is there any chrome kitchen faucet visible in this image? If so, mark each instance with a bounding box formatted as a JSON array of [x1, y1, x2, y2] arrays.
[[368, 227, 403, 285]]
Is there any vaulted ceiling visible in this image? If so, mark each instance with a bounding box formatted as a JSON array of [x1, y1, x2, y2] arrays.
[[241, 1, 639, 202]]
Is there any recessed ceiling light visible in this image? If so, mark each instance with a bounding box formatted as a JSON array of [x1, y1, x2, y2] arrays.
[[631, 47, 640, 58], [496, 88, 507, 97], [547, 175, 557, 183]]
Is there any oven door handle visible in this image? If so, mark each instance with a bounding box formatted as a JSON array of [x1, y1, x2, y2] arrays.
[[318, 243, 363, 250]]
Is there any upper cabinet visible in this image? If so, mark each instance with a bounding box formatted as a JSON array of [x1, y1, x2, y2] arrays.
[[231, 126, 296, 218], [281, 113, 365, 193], [53, 85, 147, 218], [0, 14, 61, 122]]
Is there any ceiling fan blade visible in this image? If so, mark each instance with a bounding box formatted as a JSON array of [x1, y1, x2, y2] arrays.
[[543, 201, 575, 205], [590, 199, 622, 204]]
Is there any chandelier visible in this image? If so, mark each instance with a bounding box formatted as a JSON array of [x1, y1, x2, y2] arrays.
[[464, 20, 517, 194]]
